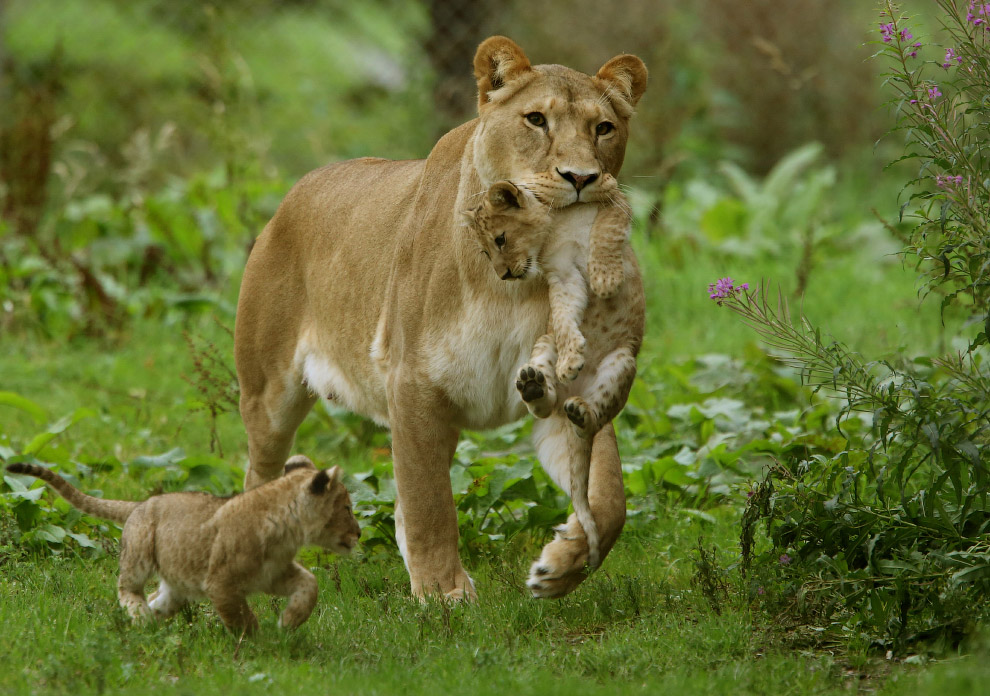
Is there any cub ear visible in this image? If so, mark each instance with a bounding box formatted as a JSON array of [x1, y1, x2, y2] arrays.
[[594, 54, 648, 114], [284, 455, 316, 474], [487, 181, 523, 209], [473, 36, 532, 109], [309, 466, 341, 495]]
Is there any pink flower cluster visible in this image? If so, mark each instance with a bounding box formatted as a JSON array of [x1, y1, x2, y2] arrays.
[[968, 2, 990, 27], [936, 174, 964, 189], [708, 277, 749, 304], [879, 23, 922, 57], [910, 85, 942, 105], [942, 48, 963, 69]]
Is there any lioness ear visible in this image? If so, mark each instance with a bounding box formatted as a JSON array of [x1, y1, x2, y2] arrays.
[[473, 36, 532, 109], [595, 54, 648, 114], [488, 181, 522, 209]]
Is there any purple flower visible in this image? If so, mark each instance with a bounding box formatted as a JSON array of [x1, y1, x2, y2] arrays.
[[779, 553, 792, 565], [936, 174, 964, 189], [757, 586, 765, 596], [880, 22, 895, 42], [928, 86, 942, 100], [900, 29, 913, 42], [943, 48, 963, 68], [708, 277, 752, 305]]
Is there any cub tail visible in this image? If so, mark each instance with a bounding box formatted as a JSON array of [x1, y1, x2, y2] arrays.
[[6, 462, 140, 524]]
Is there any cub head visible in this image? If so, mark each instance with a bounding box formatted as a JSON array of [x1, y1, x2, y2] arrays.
[[297, 465, 361, 555], [471, 36, 647, 208], [464, 180, 551, 281]]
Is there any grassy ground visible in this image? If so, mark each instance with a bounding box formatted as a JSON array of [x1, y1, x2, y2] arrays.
[[0, 237, 983, 694]]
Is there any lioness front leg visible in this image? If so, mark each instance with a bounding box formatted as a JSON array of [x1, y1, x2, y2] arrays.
[[528, 422, 625, 598], [389, 386, 475, 600], [516, 333, 558, 419]]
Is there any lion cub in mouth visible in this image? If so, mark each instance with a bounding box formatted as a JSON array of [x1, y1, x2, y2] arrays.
[[6, 455, 360, 634], [466, 175, 644, 570]]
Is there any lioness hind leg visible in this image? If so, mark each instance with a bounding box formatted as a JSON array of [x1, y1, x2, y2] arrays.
[[528, 422, 625, 598], [516, 334, 558, 419], [239, 375, 317, 491]]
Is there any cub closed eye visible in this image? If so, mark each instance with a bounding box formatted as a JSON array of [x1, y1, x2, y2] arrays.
[[596, 121, 615, 136], [495, 233, 506, 249], [525, 112, 547, 129]]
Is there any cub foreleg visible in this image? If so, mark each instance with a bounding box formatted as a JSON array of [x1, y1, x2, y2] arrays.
[[588, 194, 632, 299], [515, 333, 559, 419]]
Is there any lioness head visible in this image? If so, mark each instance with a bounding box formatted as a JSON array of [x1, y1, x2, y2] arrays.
[[464, 181, 551, 281], [293, 464, 361, 554], [471, 36, 647, 208]]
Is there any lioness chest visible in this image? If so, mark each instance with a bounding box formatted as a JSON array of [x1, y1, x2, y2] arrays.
[[423, 285, 549, 431]]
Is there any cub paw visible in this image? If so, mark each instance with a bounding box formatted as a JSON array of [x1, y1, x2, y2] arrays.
[[515, 365, 546, 403], [589, 262, 624, 299], [563, 396, 594, 434], [555, 350, 585, 383]]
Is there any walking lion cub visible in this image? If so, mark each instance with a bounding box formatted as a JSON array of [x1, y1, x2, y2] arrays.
[[6, 455, 360, 633]]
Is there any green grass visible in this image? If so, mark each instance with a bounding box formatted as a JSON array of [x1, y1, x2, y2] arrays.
[[0, 238, 983, 694], [3, 509, 987, 695]]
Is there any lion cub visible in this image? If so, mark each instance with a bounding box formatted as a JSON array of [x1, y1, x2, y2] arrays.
[[6, 455, 360, 634], [466, 177, 643, 569]]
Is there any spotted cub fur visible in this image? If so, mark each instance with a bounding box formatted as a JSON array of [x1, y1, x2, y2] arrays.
[[6, 455, 360, 633], [465, 176, 644, 571]]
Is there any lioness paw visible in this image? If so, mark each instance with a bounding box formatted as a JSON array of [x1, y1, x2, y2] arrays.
[[526, 521, 590, 599]]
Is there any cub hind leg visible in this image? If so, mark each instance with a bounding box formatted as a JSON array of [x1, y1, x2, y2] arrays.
[[563, 345, 637, 438], [117, 516, 156, 622]]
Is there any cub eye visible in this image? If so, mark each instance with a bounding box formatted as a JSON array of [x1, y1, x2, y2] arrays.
[[494, 233, 506, 249], [596, 121, 615, 136], [525, 112, 547, 129]]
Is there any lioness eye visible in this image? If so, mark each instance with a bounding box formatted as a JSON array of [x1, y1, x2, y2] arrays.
[[525, 112, 547, 129], [596, 121, 615, 136], [495, 233, 506, 249]]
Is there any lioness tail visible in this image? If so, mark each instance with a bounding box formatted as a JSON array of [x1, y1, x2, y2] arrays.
[[5, 463, 140, 523]]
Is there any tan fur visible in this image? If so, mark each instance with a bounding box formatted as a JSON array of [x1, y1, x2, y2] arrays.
[[234, 35, 647, 600], [465, 176, 643, 573], [6, 456, 360, 633]]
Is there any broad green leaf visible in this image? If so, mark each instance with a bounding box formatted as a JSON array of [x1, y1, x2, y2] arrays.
[[0, 391, 48, 424]]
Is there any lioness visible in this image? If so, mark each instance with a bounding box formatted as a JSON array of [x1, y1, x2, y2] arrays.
[[465, 176, 644, 571], [6, 456, 360, 633], [235, 36, 647, 600]]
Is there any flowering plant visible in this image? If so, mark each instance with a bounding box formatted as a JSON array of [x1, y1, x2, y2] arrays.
[[710, 1, 990, 652]]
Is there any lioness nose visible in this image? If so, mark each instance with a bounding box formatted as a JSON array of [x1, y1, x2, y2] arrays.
[[557, 169, 599, 191]]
